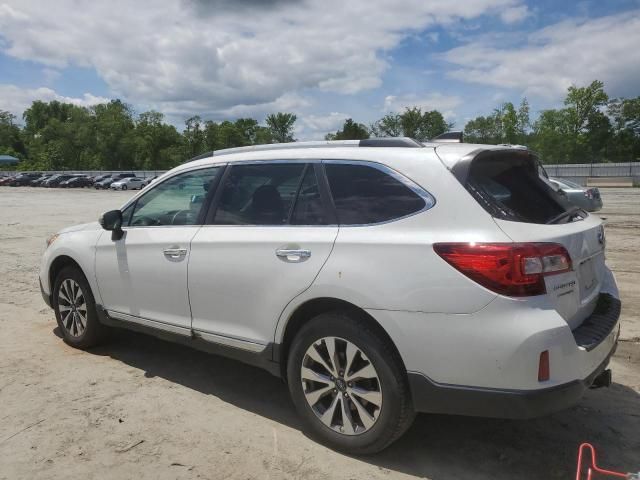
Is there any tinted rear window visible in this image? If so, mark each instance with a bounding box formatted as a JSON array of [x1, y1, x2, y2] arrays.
[[466, 154, 568, 224], [325, 163, 426, 225]]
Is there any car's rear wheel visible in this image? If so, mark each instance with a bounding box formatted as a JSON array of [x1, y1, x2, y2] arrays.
[[287, 312, 415, 454], [53, 266, 108, 349]]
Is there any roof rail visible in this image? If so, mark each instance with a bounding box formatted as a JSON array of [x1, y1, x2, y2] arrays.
[[359, 137, 423, 148], [183, 137, 424, 162], [431, 131, 463, 143]]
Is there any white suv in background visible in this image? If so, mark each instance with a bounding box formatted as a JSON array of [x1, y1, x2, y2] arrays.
[[39, 137, 621, 454]]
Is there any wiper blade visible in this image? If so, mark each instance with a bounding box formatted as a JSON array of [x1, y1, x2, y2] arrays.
[[546, 206, 584, 225]]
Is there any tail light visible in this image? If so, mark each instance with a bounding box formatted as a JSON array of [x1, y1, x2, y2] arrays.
[[538, 350, 550, 381], [585, 189, 595, 199], [433, 243, 572, 297]]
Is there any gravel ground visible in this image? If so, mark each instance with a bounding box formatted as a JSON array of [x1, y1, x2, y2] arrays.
[[0, 186, 638, 480]]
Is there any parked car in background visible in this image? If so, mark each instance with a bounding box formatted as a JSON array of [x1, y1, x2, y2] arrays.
[[30, 174, 53, 186], [549, 178, 603, 212], [60, 175, 92, 188], [95, 173, 135, 189], [44, 174, 76, 188], [0, 175, 13, 186], [94, 176, 114, 189], [91, 174, 111, 185], [110, 177, 145, 190], [40, 139, 620, 454], [9, 172, 42, 186]]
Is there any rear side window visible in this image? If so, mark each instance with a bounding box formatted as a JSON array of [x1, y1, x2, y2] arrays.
[[213, 163, 305, 225], [466, 154, 568, 224], [325, 163, 426, 225]]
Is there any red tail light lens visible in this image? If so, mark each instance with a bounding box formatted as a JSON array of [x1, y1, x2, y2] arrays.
[[538, 350, 550, 381], [433, 243, 572, 297]]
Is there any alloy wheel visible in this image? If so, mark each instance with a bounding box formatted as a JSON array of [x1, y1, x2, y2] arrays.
[[57, 279, 87, 337], [301, 336, 383, 435]]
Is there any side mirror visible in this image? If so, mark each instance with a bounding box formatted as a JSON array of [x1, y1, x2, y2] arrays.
[[99, 210, 124, 240]]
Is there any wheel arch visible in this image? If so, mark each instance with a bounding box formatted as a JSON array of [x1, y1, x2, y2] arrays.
[[49, 255, 85, 292], [278, 297, 408, 380]]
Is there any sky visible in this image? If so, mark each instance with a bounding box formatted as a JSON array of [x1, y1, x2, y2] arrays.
[[0, 0, 639, 140]]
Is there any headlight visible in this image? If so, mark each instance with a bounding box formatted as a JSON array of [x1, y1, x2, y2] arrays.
[[46, 233, 60, 248]]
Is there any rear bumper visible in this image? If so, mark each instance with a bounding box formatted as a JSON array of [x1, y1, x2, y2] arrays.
[[406, 292, 621, 418], [408, 336, 617, 418]]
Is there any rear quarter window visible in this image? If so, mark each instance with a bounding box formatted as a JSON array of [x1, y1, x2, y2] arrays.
[[325, 163, 428, 225]]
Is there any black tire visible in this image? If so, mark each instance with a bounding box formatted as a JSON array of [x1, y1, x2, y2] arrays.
[[52, 266, 108, 349], [287, 312, 415, 454], [121, 184, 127, 190]]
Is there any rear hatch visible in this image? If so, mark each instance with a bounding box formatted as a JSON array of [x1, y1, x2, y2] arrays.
[[448, 148, 606, 329]]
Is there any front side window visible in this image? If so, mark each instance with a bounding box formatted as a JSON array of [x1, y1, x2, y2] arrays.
[[213, 163, 305, 225], [325, 163, 427, 225], [128, 167, 220, 226]]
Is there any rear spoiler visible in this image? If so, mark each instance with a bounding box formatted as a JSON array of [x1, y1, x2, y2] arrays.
[[431, 131, 463, 143]]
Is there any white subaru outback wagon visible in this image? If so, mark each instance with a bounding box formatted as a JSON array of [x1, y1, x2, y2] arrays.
[[39, 137, 621, 454]]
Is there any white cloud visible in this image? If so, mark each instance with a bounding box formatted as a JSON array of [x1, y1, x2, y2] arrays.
[[383, 93, 462, 119], [302, 112, 350, 132], [0, 0, 526, 121], [443, 11, 640, 100], [0, 84, 109, 118], [500, 5, 530, 24]]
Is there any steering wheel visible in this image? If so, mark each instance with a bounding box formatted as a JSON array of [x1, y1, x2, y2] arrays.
[[131, 215, 161, 226], [170, 210, 190, 225]]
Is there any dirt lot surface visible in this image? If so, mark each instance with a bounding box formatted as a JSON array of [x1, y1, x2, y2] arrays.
[[1, 187, 638, 480]]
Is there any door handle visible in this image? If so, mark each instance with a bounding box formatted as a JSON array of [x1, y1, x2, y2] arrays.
[[276, 248, 311, 262], [163, 247, 187, 259]]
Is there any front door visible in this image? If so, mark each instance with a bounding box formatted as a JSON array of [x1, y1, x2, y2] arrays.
[[95, 166, 222, 332]]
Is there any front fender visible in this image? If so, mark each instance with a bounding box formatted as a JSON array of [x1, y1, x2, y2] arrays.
[[39, 229, 105, 305]]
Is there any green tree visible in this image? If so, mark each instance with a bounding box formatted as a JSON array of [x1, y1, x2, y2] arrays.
[[93, 100, 135, 169], [135, 111, 182, 169], [371, 107, 449, 141], [0, 110, 26, 160], [531, 109, 572, 163], [325, 118, 370, 140], [608, 97, 640, 161], [464, 99, 529, 145], [266, 112, 297, 143], [184, 115, 206, 158], [370, 113, 402, 137]]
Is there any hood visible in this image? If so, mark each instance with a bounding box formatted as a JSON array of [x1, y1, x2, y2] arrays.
[[58, 222, 101, 235]]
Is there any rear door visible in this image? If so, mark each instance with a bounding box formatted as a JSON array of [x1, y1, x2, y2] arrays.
[[460, 150, 606, 328], [188, 162, 338, 349]]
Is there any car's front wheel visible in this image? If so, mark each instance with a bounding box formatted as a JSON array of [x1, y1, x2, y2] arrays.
[[287, 312, 415, 454], [53, 266, 108, 349]]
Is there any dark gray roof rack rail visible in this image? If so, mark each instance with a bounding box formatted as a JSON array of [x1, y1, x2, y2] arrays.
[[358, 137, 423, 148]]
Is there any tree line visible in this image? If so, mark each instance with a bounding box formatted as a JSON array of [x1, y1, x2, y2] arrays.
[[0, 80, 638, 171], [463, 81, 640, 164]]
